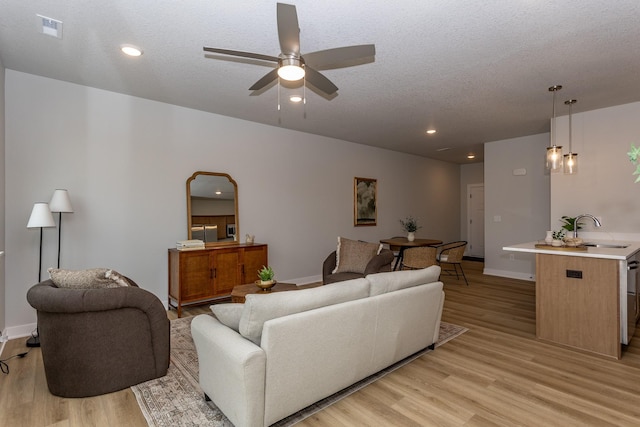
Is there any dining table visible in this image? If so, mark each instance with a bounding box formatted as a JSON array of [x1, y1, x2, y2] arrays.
[[379, 237, 443, 270]]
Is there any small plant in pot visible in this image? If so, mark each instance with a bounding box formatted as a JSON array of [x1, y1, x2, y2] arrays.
[[256, 265, 276, 290], [399, 216, 422, 241], [551, 230, 566, 246]]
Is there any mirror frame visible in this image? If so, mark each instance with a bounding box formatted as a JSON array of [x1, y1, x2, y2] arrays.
[[186, 171, 239, 245]]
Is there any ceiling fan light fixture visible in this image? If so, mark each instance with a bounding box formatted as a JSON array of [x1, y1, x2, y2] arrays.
[[289, 95, 303, 103], [278, 57, 305, 81]]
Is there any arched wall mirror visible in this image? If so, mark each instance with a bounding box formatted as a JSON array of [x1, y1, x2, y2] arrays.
[[187, 172, 239, 245]]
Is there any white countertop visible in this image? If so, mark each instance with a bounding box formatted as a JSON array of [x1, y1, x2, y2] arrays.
[[503, 239, 640, 260]]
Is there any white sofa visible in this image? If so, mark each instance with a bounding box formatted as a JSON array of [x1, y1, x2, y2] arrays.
[[191, 266, 445, 427]]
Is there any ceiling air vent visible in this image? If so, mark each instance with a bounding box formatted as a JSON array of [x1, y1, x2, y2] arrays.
[[36, 14, 63, 39]]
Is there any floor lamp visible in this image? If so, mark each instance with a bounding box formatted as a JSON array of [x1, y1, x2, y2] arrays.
[[49, 189, 74, 268], [26, 202, 56, 347]]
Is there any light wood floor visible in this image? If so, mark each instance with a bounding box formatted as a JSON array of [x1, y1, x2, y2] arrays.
[[2, 261, 640, 426]]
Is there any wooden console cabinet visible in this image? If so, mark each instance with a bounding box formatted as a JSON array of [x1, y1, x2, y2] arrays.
[[168, 243, 268, 317]]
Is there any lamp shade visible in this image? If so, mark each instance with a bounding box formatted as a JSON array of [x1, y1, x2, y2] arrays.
[[49, 189, 74, 213], [27, 203, 56, 228]]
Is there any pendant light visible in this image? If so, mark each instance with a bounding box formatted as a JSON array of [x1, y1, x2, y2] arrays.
[[564, 99, 578, 175], [546, 85, 563, 172]]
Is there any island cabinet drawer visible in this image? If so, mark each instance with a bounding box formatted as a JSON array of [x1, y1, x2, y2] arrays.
[[535, 254, 620, 359]]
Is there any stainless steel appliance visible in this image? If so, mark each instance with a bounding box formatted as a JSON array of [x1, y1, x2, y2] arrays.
[[621, 250, 640, 345]]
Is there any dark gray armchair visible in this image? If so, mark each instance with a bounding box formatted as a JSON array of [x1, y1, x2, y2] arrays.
[[26, 278, 170, 397], [322, 248, 394, 284]]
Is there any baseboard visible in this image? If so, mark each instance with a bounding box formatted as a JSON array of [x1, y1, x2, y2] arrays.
[[4, 322, 37, 340], [483, 268, 535, 282]]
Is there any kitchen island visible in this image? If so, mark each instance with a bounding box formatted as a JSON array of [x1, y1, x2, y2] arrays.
[[504, 240, 640, 359]]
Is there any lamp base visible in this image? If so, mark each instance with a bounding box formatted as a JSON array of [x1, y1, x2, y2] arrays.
[[26, 334, 40, 348]]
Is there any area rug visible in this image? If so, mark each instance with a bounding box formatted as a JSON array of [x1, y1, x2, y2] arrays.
[[132, 316, 468, 427]]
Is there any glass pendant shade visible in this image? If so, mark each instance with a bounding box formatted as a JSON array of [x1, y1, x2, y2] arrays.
[[546, 85, 563, 172], [564, 152, 578, 174], [546, 145, 563, 171], [564, 99, 578, 175]]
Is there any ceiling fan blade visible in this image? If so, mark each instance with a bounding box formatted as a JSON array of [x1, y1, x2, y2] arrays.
[[304, 67, 338, 95], [303, 44, 376, 69], [277, 3, 300, 56], [203, 47, 279, 63], [249, 69, 279, 91]]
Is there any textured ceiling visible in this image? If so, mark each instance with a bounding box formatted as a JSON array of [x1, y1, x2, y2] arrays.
[[1, 1, 640, 164]]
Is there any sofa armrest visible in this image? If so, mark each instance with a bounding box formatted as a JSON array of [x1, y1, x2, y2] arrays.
[[363, 249, 394, 275], [191, 315, 266, 427]]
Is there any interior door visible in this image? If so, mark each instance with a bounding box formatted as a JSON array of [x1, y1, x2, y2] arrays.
[[467, 184, 485, 258]]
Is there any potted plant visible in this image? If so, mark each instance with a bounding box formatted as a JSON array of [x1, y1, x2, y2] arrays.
[[551, 230, 565, 247], [399, 216, 422, 242], [256, 265, 276, 290], [560, 216, 582, 233], [628, 144, 640, 183]]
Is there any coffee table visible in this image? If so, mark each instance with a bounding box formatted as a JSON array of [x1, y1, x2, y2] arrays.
[[231, 282, 319, 303]]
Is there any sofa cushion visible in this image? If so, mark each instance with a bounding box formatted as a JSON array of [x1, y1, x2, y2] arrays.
[[239, 278, 370, 345], [210, 303, 243, 332], [367, 265, 441, 296], [48, 268, 131, 289], [332, 237, 383, 274]]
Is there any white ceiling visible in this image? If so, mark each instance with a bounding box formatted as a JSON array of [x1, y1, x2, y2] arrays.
[[1, 1, 639, 164]]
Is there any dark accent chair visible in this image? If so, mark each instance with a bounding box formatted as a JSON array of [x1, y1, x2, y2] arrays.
[[26, 278, 170, 398], [322, 249, 395, 284]]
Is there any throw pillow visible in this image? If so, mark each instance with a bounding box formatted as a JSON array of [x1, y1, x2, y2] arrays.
[[48, 268, 131, 289], [105, 269, 131, 287], [210, 303, 243, 332], [332, 237, 383, 274]]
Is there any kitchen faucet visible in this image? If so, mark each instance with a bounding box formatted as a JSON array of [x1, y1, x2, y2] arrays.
[[573, 214, 602, 238]]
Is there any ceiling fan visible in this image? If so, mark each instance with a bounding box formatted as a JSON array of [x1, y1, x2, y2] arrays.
[[203, 2, 375, 96]]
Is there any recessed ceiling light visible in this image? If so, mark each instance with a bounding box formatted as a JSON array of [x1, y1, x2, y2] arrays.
[[289, 95, 303, 103], [426, 129, 437, 134], [121, 45, 143, 57], [467, 154, 476, 159]]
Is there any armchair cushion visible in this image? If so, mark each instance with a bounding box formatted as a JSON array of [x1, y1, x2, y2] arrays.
[[332, 237, 383, 274]]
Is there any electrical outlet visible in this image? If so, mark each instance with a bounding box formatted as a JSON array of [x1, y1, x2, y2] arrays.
[[509, 254, 515, 261]]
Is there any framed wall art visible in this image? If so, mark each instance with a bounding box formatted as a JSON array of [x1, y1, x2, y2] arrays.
[[354, 177, 377, 226]]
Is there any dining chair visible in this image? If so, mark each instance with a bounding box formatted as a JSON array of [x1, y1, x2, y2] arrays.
[[436, 241, 469, 285], [400, 246, 438, 270], [387, 236, 405, 269]]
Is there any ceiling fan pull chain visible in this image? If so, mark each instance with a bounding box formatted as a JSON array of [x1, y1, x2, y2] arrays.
[[303, 76, 307, 119], [277, 77, 281, 111]]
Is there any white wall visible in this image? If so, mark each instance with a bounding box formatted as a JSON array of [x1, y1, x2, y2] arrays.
[[4, 70, 461, 335], [551, 102, 640, 239], [484, 134, 550, 280]]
